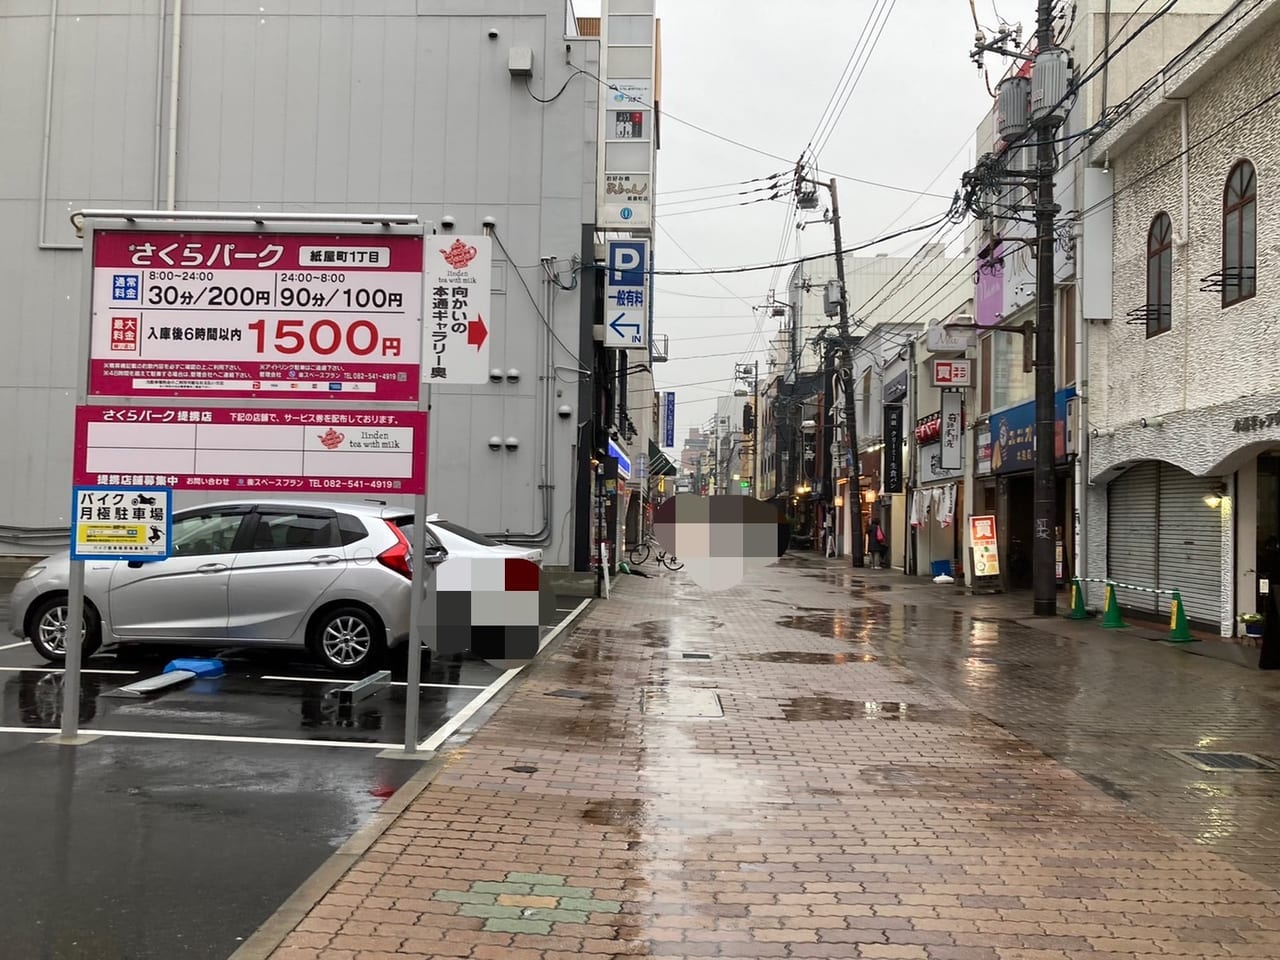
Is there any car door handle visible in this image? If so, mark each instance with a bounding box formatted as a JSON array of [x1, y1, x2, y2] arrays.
[[309, 555, 342, 565], [197, 563, 229, 574]]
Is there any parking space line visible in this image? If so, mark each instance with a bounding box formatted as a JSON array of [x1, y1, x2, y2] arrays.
[[418, 597, 591, 752], [0, 641, 30, 651], [0, 665, 138, 676], [259, 675, 489, 690], [0, 726, 387, 749]]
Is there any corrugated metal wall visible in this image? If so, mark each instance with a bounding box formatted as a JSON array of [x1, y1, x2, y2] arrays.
[[0, 0, 598, 564]]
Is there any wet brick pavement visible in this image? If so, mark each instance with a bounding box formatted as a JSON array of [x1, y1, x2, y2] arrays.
[[265, 554, 1280, 959]]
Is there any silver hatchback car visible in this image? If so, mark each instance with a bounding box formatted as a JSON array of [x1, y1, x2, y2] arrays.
[[7, 499, 445, 675]]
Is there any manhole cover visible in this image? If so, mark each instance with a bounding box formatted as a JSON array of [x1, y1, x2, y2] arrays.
[[1167, 749, 1279, 772], [545, 689, 592, 700], [641, 688, 723, 718]]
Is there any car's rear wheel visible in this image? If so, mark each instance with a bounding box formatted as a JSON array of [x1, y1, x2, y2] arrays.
[[309, 605, 385, 676], [28, 594, 103, 664]]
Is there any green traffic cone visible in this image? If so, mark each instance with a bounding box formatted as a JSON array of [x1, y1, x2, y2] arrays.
[[1067, 578, 1089, 620], [1168, 589, 1193, 642], [1101, 582, 1127, 629]]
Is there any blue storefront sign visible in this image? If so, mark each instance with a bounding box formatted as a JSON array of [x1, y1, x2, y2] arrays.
[[989, 387, 1076, 475]]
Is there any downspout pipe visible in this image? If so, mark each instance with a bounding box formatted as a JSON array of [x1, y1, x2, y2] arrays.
[[37, 0, 78, 250], [165, 0, 183, 210], [486, 259, 555, 545]]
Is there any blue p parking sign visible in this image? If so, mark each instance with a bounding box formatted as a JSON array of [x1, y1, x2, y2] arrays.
[[603, 239, 649, 349]]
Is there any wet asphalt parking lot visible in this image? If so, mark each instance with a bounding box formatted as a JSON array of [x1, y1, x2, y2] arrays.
[[0, 578, 589, 960]]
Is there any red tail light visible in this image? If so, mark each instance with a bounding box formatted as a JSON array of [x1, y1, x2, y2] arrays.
[[378, 522, 413, 579]]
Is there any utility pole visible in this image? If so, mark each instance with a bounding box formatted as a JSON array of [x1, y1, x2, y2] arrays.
[[828, 179, 865, 568], [794, 158, 864, 567], [1030, 0, 1062, 616], [966, 3, 1067, 614]]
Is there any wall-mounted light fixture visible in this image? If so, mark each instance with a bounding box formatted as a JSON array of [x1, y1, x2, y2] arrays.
[[1204, 481, 1228, 509]]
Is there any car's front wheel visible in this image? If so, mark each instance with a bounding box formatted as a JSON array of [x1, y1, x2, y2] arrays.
[[309, 605, 386, 676], [27, 594, 103, 663]]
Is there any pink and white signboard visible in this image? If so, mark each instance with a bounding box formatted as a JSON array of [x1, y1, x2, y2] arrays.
[[89, 231, 423, 401], [73, 405, 427, 495]]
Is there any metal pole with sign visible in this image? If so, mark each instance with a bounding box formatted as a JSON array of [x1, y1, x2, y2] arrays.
[[404, 384, 432, 754]]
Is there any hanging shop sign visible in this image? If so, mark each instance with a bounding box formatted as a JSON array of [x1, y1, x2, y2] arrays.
[[90, 230, 424, 401], [932, 359, 972, 387], [940, 391, 963, 470], [883, 404, 904, 493], [424, 235, 493, 384]]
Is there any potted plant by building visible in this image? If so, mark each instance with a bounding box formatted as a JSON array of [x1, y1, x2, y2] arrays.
[[1238, 612, 1264, 637]]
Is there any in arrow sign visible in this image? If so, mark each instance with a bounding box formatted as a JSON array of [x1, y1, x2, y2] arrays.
[[609, 313, 641, 339], [467, 315, 488, 349]]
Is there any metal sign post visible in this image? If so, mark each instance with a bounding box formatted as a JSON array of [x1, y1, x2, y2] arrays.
[[403, 385, 433, 754]]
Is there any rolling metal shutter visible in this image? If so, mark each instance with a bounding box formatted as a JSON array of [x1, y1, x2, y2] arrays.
[[1108, 462, 1159, 615], [1155, 467, 1222, 628]]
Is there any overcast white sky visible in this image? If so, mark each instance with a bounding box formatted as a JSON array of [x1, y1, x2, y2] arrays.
[[576, 0, 1039, 447]]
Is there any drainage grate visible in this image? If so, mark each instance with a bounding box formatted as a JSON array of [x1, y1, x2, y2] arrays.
[[681, 652, 713, 660], [1167, 749, 1279, 772]]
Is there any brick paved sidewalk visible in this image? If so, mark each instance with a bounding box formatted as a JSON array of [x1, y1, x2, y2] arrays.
[[262, 557, 1280, 960]]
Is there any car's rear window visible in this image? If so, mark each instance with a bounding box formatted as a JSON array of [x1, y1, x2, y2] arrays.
[[430, 519, 502, 547]]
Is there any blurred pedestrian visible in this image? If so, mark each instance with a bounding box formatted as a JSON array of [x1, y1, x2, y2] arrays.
[[867, 516, 887, 569]]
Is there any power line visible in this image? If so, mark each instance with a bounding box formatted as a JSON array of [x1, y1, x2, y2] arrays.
[[630, 212, 957, 277], [812, 0, 899, 160]]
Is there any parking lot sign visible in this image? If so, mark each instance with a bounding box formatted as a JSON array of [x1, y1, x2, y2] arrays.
[[71, 486, 172, 561], [603, 239, 649, 349]]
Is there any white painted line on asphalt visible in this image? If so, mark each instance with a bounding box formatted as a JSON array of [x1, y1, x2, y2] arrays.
[[417, 597, 591, 752], [0, 665, 138, 676], [0, 641, 30, 651], [0, 726, 386, 749], [260, 674, 489, 690]]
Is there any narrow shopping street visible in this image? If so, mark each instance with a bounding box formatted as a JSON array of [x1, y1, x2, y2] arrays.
[[257, 554, 1280, 960]]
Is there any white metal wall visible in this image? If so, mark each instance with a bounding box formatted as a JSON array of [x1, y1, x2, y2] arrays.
[[0, 1, 599, 565]]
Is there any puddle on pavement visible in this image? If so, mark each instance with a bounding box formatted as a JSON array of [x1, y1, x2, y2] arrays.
[[746, 651, 877, 664], [779, 697, 971, 723], [775, 613, 874, 642], [582, 797, 647, 832]]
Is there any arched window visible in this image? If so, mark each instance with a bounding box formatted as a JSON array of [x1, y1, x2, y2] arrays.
[[1146, 212, 1173, 338], [1223, 159, 1257, 306]]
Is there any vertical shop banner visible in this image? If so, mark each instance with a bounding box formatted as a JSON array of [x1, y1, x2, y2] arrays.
[[940, 390, 963, 470], [423, 236, 492, 384], [970, 514, 1001, 578], [662, 391, 676, 448], [883, 404, 904, 493]]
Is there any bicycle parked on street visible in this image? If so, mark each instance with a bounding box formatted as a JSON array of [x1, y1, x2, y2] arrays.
[[629, 533, 684, 570]]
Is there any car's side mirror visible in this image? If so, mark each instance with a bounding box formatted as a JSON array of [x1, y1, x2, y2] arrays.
[[127, 561, 144, 569], [421, 544, 449, 566]]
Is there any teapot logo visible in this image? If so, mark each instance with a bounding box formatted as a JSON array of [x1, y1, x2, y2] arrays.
[[440, 239, 478, 269], [318, 427, 345, 450]]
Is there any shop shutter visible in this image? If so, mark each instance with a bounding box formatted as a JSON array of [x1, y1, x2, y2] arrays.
[[1108, 462, 1159, 616], [1155, 466, 1222, 629]]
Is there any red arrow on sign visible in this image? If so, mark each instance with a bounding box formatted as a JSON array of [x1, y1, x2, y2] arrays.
[[467, 315, 488, 350]]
